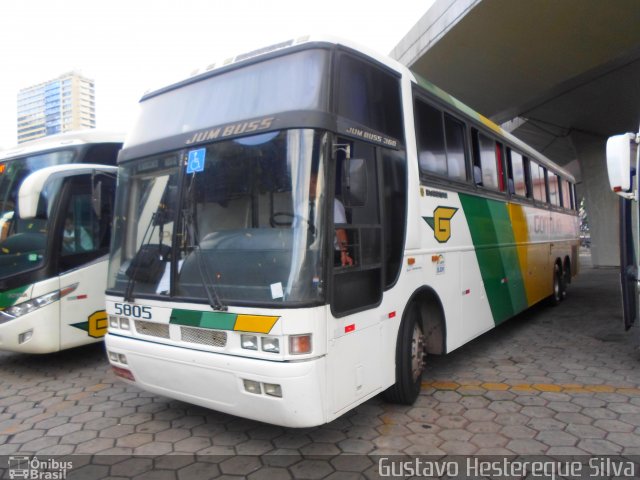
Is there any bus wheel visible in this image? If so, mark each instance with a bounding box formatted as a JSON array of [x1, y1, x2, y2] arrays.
[[383, 303, 425, 404], [551, 263, 563, 305]]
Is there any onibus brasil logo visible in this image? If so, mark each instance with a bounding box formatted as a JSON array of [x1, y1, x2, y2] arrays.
[[8, 456, 72, 479], [423, 206, 458, 243]]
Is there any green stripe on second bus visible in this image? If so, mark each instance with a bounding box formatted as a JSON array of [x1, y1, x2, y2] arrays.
[[459, 194, 528, 325], [0, 285, 30, 310]]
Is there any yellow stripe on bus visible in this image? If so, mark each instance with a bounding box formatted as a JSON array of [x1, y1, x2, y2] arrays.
[[234, 315, 279, 334]]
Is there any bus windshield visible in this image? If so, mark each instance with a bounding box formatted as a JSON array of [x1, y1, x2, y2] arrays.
[[0, 149, 76, 278], [108, 129, 328, 306]]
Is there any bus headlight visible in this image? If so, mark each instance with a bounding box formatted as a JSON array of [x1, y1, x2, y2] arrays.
[[0, 284, 78, 323], [241, 334, 258, 350], [261, 337, 280, 353]]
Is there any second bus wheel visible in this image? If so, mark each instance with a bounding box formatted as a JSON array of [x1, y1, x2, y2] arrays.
[[383, 303, 425, 404]]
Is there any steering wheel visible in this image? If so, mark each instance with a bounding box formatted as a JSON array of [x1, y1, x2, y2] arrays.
[[270, 212, 316, 235], [270, 212, 295, 227]]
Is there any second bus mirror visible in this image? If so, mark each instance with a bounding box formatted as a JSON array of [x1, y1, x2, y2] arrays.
[[342, 157, 367, 207], [606, 132, 637, 196]]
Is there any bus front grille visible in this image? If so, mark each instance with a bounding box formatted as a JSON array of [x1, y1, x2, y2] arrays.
[[134, 320, 170, 339], [180, 326, 227, 348]]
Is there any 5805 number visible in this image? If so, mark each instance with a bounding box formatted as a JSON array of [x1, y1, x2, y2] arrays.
[[114, 303, 152, 319]]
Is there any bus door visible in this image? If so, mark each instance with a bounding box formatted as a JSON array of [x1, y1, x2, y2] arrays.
[[56, 173, 116, 349], [328, 138, 384, 413]]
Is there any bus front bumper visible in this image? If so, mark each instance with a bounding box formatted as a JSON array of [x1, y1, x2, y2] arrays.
[[105, 333, 328, 428]]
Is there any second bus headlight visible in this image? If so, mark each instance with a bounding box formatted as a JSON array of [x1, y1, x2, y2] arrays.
[[0, 284, 78, 323]]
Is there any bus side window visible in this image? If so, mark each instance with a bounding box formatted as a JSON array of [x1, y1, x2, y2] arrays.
[[541, 166, 549, 203], [415, 100, 446, 177], [508, 150, 529, 198], [561, 178, 571, 209], [443, 114, 468, 182], [549, 172, 560, 207], [472, 130, 501, 191]]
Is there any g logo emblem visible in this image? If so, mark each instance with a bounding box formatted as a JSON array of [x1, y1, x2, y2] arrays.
[[424, 207, 458, 243]]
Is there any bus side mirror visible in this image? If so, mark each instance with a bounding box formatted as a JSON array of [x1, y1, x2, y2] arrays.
[[342, 157, 367, 207], [606, 132, 637, 197]]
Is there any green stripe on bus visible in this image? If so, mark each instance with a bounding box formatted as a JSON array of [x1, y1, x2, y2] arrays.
[[0, 285, 30, 309], [459, 194, 528, 325], [169, 309, 237, 330]]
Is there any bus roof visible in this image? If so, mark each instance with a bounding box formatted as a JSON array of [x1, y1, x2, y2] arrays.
[[138, 35, 575, 183], [0, 130, 125, 162]]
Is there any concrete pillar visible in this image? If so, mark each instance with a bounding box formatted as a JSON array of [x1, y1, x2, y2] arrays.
[[571, 131, 619, 267]]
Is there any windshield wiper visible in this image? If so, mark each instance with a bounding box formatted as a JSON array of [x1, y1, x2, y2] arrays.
[[182, 208, 227, 311], [123, 211, 169, 302]]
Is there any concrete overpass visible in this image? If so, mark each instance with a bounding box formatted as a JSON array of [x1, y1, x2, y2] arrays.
[[391, 0, 640, 267]]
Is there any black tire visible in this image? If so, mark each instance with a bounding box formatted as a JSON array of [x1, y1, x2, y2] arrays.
[[550, 263, 563, 306], [383, 303, 425, 404]]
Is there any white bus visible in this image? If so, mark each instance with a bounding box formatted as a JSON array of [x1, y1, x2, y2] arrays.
[[0, 131, 122, 353], [606, 129, 639, 331], [105, 36, 579, 427]]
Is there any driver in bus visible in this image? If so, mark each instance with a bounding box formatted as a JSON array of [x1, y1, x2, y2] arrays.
[[309, 172, 353, 267], [63, 215, 93, 253]]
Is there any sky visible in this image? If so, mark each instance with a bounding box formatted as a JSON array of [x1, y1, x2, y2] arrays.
[[0, 0, 434, 149]]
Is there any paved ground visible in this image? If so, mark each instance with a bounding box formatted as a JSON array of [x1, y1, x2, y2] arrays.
[[1, 252, 640, 478]]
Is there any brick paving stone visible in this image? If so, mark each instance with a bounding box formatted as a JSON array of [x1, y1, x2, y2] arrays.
[[115, 433, 153, 448], [60, 430, 98, 445], [536, 430, 578, 447], [500, 425, 537, 439], [173, 436, 212, 452], [133, 441, 173, 455], [438, 440, 477, 455], [505, 438, 547, 454], [135, 420, 171, 433], [470, 432, 509, 448], [488, 401, 521, 414], [99, 424, 135, 438], [21, 435, 60, 452], [289, 459, 335, 480], [607, 432, 640, 448], [235, 439, 275, 456], [300, 443, 341, 456], [438, 428, 472, 441], [247, 467, 293, 480], [74, 437, 116, 454], [526, 417, 566, 431], [608, 403, 640, 414], [566, 423, 607, 439], [111, 458, 155, 478], [466, 421, 501, 434], [521, 406, 555, 418], [463, 408, 496, 422], [494, 412, 529, 426], [593, 419, 635, 432], [178, 462, 222, 480], [434, 415, 467, 429], [337, 438, 375, 454], [577, 438, 624, 454], [9, 429, 46, 444]]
